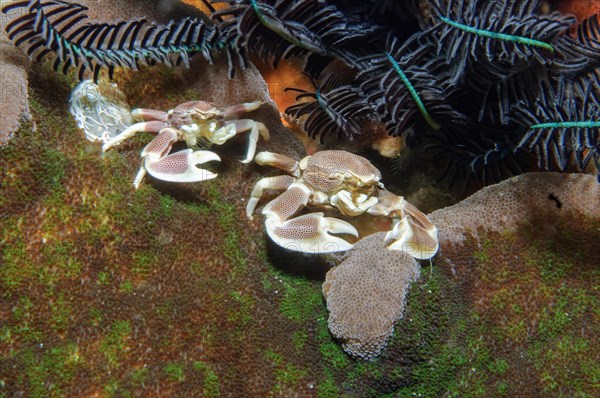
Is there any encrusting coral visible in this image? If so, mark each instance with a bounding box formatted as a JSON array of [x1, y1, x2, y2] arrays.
[[0, 17, 30, 146], [325, 171, 598, 360], [323, 233, 421, 360], [429, 171, 600, 247]]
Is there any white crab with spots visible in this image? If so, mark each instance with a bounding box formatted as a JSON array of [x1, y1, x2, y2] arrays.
[[102, 100, 269, 188], [247, 150, 439, 259]]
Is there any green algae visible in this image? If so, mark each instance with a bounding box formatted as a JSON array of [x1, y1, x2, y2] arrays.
[[291, 329, 308, 350], [441, 218, 600, 397], [227, 290, 255, 327], [14, 344, 82, 398], [277, 273, 324, 323], [164, 362, 186, 382], [274, 363, 309, 393], [204, 182, 249, 274], [264, 348, 310, 394], [317, 371, 340, 398], [127, 366, 149, 387], [131, 251, 155, 275], [48, 292, 73, 333], [100, 320, 131, 369], [193, 361, 220, 398], [119, 280, 134, 293], [319, 342, 350, 370], [1, 234, 36, 294]]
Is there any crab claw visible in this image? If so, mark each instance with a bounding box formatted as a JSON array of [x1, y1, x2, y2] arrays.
[[265, 212, 358, 254], [331, 189, 379, 216], [384, 215, 439, 260], [136, 149, 220, 188]]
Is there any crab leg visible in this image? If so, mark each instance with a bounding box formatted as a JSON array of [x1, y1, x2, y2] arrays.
[[133, 128, 177, 187], [102, 120, 168, 152], [254, 151, 300, 177], [246, 175, 295, 219], [131, 108, 169, 122], [223, 120, 269, 163], [223, 101, 264, 118], [262, 183, 358, 253], [385, 214, 439, 260]]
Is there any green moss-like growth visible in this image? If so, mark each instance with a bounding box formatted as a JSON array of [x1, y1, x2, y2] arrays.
[[13, 344, 82, 398], [164, 362, 186, 382], [276, 272, 324, 323], [193, 361, 221, 398], [264, 349, 311, 394], [205, 182, 248, 274], [100, 320, 131, 369], [440, 215, 600, 397]]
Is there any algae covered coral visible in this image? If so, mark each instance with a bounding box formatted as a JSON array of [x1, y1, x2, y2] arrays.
[[1, 0, 599, 396]]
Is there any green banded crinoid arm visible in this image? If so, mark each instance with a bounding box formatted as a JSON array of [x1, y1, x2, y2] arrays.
[[429, 0, 574, 84]]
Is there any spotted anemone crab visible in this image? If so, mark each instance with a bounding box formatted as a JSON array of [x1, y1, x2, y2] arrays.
[[102, 100, 269, 188], [247, 150, 439, 259]]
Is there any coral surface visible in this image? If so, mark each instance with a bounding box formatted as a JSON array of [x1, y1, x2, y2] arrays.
[[430, 172, 600, 246], [0, 14, 30, 145], [323, 234, 421, 360]]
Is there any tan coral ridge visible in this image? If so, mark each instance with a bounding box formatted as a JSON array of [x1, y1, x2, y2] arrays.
[[324, 172, 599, 360], [0, 13, 30, 145]]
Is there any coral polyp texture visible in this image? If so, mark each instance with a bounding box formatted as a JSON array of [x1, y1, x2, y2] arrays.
[[3, 0, 599, 181], [323, 233, 421, 360], [429, 171, 600, 246], [0, 20, 30, 145]]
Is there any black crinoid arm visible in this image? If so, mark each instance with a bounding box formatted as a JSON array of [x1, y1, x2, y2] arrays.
[[426, 123, 531, 186], [284, 74, 374, 143], [551, 13, 600, 81], [393, 0, 598, 184], [211, 0, 383, 70], [427, 0, 574, 84], [2, 0, 221, 82]]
